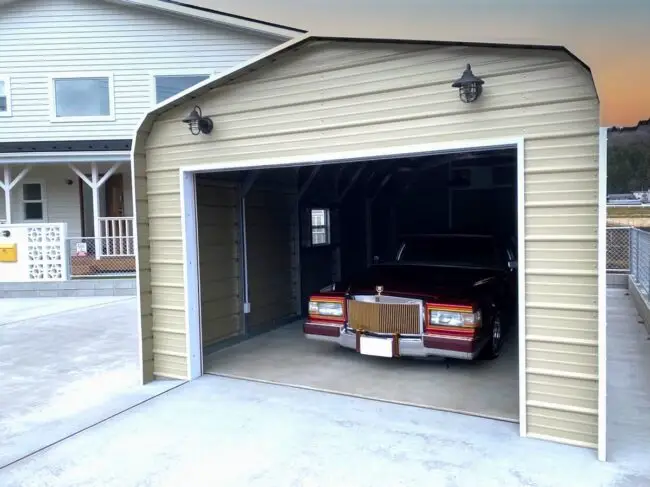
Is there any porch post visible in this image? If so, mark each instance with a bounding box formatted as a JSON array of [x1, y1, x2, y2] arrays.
[[91, 163, 102, 260], [2, 166, 10, 224], [68, 162, 122, 261], [0, 164, 32, 224]]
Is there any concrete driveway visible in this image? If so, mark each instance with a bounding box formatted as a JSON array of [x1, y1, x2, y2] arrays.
[[0, 289, 648, 486], [0, 374, 647, 487], [0, 296, 179, 468]]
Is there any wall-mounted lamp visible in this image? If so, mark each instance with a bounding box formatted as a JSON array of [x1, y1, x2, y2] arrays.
[[451, 64, 485, 103], [182, 105, 214, 136]]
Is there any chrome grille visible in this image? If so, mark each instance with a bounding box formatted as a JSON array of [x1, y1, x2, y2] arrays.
[[347, 299, 421, 335]]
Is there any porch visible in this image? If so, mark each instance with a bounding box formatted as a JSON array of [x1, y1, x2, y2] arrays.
[[0, 152, 136, 279]]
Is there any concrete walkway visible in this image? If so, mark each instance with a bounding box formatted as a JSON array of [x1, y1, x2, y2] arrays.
[[0, 296, 130, 326], [0, 297, 179, 468], [606, 288, 650, 471], [0, 290, 647, 486]]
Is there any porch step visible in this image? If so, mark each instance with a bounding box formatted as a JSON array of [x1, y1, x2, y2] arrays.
[[0, 278, 136, 298]]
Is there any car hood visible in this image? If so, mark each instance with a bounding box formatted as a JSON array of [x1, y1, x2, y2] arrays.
[[344, 263, 500, 301]]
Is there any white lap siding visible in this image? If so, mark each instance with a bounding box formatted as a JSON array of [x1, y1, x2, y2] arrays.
[[0, 0, 280, 141]]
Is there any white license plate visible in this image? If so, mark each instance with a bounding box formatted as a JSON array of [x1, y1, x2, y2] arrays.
[[359, 335, 394, 357]]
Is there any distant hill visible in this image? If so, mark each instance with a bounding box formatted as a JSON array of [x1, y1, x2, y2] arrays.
[[607, 119, 650, 194], [609, 119, 650, 144]]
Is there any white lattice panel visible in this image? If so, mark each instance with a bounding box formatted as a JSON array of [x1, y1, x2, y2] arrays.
[[25, 223, 69, 281]]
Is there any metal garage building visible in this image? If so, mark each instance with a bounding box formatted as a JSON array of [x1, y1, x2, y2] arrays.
[[131, 35, 607, 460]]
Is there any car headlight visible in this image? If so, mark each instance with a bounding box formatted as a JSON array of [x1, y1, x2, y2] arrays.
[[309, 300, 344, 317], [429, 309, 481, 327]]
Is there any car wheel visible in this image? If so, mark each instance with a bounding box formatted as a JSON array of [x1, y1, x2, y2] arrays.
[[480, 311, 504, 360]]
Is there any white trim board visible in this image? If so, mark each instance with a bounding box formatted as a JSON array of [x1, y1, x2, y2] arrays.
[[516, 140, 527, 438], [0, 75, 12, 117], [597, 127, 608, 462], [0, 152, 131, 165], [180, 170, 202, 379], [182, 138, 522, 174], [178, 136, 527, 431]]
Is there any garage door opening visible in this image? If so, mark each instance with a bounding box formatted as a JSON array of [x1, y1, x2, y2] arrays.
[[192, 146, 521, 422]]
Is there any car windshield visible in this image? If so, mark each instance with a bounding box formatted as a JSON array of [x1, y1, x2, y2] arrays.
[[396, 236, 501, 269]]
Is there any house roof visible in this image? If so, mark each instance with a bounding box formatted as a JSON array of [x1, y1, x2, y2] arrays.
[[0, 0, 306, 39], [132, 33, 598, 147]]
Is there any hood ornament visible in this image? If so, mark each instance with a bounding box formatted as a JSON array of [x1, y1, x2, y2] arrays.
[[375, 285, 384, 301]]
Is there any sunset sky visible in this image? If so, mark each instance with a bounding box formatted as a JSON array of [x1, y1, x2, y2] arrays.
[[191, 0, 650, 127]]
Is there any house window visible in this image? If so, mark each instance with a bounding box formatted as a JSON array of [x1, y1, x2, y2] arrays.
[[311, 208, 330, 246], [51, 74, 113, 120], [0, 76, 10, 116], [153, 74, 210, 104], [22, 183, 45, 221]]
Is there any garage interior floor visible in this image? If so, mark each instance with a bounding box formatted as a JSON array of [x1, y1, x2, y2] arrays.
[[204, 321, 519, 422]]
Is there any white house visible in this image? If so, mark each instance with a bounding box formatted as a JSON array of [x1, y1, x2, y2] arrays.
[[0, 0, 301, 278]]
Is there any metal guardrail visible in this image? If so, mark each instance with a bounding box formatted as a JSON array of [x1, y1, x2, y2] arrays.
[[630, 228, 650, 299]]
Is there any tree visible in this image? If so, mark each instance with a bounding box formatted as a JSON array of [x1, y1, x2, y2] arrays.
[[607, 136, 650, 193]]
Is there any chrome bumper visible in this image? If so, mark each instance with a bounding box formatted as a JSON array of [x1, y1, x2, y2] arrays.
[[304, 323, 485, 360]]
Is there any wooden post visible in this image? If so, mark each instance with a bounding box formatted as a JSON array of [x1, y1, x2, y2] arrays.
[[2, 166, 10, 224], [68, 162, 122, 261], [91, 163, 101, 260], [0, 164, 32, 224]]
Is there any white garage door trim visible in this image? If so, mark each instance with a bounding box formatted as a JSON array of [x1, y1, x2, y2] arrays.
[[597, 127, 608, 462], [179, 136, 527, 432]]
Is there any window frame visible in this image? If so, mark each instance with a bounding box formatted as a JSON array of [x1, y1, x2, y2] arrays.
[[310, 208, 331, 247], [48, 72, 115, 122], [20, 180, 47, 222], [149, 70, 213, 106], [0, 75, 12, 117]]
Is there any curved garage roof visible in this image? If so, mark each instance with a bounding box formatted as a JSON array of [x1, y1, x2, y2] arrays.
[[132, 33, 598, 150]]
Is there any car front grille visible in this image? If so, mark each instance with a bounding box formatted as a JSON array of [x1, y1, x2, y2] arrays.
[[346, 299, 421, 335]]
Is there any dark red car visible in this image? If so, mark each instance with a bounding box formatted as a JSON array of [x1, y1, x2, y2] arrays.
[[303, 234, 517, 360]]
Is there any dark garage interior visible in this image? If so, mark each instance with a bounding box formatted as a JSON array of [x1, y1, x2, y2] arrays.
[[195, 148, 520, 421]]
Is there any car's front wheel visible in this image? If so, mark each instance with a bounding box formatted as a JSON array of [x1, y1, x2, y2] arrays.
[[479, 311, 504, 360]]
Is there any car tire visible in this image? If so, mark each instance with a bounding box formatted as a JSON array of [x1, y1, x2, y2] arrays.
[[479, 311, 504, 360]]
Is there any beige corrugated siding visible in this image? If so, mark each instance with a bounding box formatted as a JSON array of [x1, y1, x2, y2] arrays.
[[136, 39, 600, 448], [245, 185, 297, 332], [196, 180, 242, 347]]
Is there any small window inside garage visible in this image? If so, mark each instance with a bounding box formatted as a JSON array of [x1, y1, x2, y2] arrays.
[[196, 147, 520, 422]]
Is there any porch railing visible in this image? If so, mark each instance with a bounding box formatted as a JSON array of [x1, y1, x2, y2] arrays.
[[65, 217, 136, 278], [98, 217, 135, 257]]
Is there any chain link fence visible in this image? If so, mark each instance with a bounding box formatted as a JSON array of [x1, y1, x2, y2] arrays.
[[66, 236, 136, 278], [630, 228, 650, 299], [606, 226, 631, 272]]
